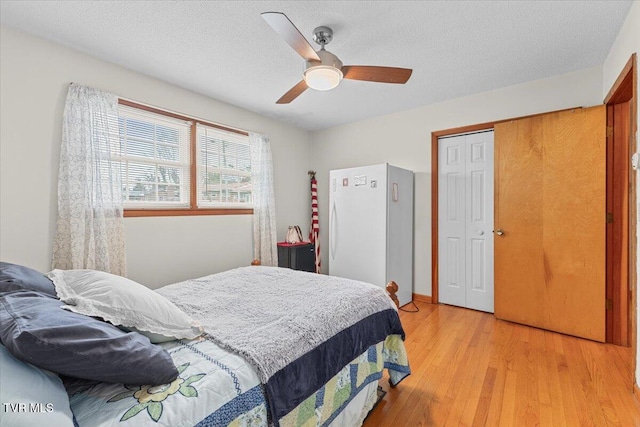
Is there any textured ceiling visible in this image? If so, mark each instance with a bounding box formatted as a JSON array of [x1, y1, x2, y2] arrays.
[[0, 1, 633, 131]]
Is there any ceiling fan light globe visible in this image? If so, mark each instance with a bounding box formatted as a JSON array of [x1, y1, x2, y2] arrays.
[[304, 66, 343, 91]]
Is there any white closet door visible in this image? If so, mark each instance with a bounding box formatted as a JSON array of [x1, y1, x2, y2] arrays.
[[438, 131, 494, 313], [438, 136, 467, 307], [464, 132, 494, 312]]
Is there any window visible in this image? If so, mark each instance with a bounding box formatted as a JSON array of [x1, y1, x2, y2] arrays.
[[117, 100, 252, 216], [197, 124, 252, 208], [118, 105, 191, 208]]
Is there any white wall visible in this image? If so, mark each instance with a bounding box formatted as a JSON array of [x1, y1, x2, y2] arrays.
[[0, 25, 313, 288], [311, 66, 603, 297], [602, 0, 640, 390]]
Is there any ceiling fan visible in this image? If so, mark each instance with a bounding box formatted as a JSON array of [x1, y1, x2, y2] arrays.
[[261, 12, 413, 104]]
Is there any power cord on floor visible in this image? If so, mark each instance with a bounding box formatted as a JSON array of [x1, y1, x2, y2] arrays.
[[399, 301, 420, 313]]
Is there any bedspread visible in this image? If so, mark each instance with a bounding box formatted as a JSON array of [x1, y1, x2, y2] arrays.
[[156, 266, 408, 424]]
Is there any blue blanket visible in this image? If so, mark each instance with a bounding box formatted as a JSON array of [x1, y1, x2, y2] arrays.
[[266, 309, 406, 422]]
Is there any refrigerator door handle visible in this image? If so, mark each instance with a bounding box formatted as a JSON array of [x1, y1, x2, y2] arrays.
[[330, 201, 337, 260]]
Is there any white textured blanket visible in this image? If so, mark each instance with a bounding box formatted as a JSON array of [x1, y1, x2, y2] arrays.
[[156, 266, 397, 383]]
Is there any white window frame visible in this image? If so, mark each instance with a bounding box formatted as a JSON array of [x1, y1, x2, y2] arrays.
[[118, 105, 192, 209]]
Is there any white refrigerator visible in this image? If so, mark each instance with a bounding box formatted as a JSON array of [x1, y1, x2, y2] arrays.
[[329, 164, 414, 306]]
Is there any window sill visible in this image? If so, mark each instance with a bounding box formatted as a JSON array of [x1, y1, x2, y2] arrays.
[[124, 208, 253, 217]]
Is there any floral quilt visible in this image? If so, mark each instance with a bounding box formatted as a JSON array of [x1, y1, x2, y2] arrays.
[[66, 338, 265, 427], [65, 335, 409, 427]]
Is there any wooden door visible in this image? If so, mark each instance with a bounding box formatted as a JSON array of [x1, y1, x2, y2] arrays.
[[438, 131, 495, 313], [494, 106, 606, 342]]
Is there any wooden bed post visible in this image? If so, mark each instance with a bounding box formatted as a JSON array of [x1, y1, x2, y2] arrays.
[[386, 281, 400, 308]]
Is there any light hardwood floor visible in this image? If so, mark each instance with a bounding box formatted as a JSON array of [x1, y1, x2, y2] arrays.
[[365, 302, 640, 426]]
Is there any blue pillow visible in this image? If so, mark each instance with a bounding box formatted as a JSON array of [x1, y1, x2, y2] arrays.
[[0, 291, 178, 385], [0, 343, 75, 427], [0, 262, 57, 297]]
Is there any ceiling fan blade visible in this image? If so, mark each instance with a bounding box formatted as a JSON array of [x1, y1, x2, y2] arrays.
[[261, 12, 321, 62], [276, 80, 309, 104], [342, 66, 413, 84]]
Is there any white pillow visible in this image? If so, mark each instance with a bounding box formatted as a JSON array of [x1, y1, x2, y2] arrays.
[[48, 269, 202, 342]]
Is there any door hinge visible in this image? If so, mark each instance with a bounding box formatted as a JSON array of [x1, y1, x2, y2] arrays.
[[606, 126, 614, 138], [606, 213, 613, 223], [605, 299, 613, 310]]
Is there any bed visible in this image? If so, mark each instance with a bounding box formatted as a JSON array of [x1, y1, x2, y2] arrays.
[[0, 262, 410, 427]]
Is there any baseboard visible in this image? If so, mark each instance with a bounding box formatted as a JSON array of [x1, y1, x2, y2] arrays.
[[412, 293, 432, 304]]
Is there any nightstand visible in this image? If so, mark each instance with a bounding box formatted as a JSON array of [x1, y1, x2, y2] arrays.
[[277, 242, 315, 272]]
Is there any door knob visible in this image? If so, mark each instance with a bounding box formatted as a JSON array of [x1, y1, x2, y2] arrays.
[[478, 230, 484, 235], [494, 229, 504, 236]]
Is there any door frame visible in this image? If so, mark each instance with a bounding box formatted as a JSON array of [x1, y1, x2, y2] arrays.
[[605, 53, 636, 347], [603, 53, 637, 388]]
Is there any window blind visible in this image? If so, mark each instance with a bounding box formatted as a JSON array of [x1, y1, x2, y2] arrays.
[[118, 105, 191, 208], [196, 123, 252, 208]]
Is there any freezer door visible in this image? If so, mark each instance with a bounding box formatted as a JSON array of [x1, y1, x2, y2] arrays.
[[329, 165, 387, 288], [386, 165, 414, 307]]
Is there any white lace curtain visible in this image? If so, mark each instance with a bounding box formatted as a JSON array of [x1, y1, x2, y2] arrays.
[[249, 132, 278, 266], [52, 84, 126, 275]]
